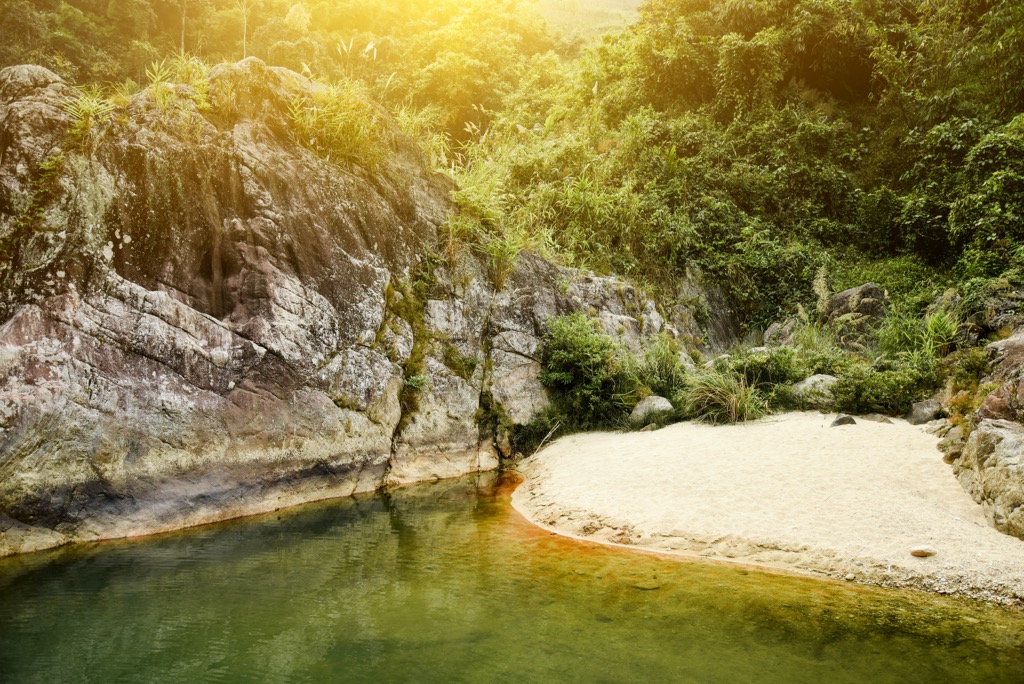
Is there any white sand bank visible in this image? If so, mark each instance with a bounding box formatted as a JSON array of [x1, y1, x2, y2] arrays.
[[512, 412, 1024, 604]]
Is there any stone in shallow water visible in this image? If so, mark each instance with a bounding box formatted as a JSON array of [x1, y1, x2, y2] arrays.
[[911, 546, 938, 558], [831, 414, 856, 427]]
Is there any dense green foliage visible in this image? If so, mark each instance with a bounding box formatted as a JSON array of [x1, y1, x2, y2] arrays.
[[1, 0, 558, 140], [9, 0, 1021, 319], [539, 312, 625, 428], [446, 0, 1024, 325]]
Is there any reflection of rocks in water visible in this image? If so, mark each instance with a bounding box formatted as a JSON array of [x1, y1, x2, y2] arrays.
[[5, 475, 1022, 682]]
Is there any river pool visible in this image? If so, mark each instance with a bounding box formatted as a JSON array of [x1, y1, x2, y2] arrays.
[[1, 473, 1022, 683]]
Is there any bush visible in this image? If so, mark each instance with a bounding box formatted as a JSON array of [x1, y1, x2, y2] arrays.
[[509, 411, 565, 457], [677, 368, 768, 424], [730, 347, 806, 388], [624, 334, 690, 400], [831, 355, 938, 416], [539, 313, 625, 429]]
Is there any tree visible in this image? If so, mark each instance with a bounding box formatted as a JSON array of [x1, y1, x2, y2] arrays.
[[178, 0, 211, 55], [235, 0, 261, 58]]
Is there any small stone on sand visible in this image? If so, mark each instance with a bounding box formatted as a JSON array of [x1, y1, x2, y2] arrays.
[[911, 546, 938, 558]]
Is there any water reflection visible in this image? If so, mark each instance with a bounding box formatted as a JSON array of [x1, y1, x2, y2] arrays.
[[1, 473, 1022, 683]]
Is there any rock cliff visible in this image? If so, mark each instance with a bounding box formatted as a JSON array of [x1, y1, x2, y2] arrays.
[[943, 324, 1024, 540], [0, 61, 723, 555]]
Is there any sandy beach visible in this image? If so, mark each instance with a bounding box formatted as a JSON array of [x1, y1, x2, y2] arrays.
[[512, 412, 1024, 604]]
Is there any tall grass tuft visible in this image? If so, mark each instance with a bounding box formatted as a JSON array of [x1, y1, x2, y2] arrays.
[[288, 80, 389, 168], [632, 334, 690, 399], [678, 368, 767, 424], [878, 307, 960, 359]]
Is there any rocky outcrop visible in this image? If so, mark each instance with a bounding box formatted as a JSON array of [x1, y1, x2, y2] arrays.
[[0, 62, 715, 555], [764, 316, 799, 347], [975, 329, 1024, 423], [821, 283, 889, 347], [949, 420, 1024, 540], [955, 279, 1024, 346]]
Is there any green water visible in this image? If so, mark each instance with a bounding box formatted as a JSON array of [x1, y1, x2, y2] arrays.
[[2, 474, 1023, 683]]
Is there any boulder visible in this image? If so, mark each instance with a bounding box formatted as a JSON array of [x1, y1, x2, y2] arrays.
[[906, 399, 943, 425], [821, 283, 889, 346], [939, 425, 965, 464], [831, 414, 856, 427], [764, 317, 799, 347], [949, 419, 1024, 540], [630, 396, 674, 424], [822, 283, 889, 323], [977, 379, 1024, 422], [793, 374, 838, 409]]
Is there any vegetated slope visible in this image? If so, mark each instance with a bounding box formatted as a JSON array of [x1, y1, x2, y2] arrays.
[[455, 0, 1024, 327], [0, 0, 558, 141]]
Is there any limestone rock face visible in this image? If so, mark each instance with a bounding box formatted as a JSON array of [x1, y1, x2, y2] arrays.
[[0, 63, 724, 556], [950, 419, 1024, 540]]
